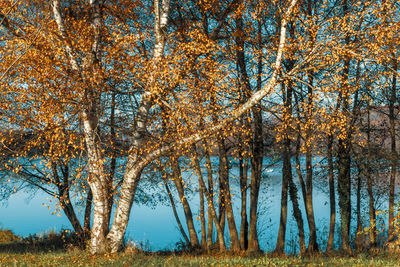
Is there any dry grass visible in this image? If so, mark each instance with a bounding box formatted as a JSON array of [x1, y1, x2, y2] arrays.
[[0, 230, 399, 266]]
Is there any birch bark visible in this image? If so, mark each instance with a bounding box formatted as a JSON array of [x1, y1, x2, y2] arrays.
[[106, 0, 171, 252], [52, 0, 110, 254]]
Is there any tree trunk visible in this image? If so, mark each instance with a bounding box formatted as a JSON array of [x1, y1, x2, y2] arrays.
[[197, 163, 227, 251], [162, 172, 190, 246], [248, 107, 263, 252], [52, 0, 110, 254], [217, 138, 240, 251], [204, 141, 215, 249], [337, 138, 351, 253], [88, 171, 110, 254], [304, 70, 318, 253], [366, 106, 376, 247], [275, 54, 293, 254], [276, 80, 293, 254], [105, 89, 117, 235], [295, 132, 308, 213], [338, 2, 352, 251], [217, 138, 226, 241], [191, 146, 207, 249], [106, 0, 172, 252], [58, 187, 84, 238], [286, 81, 306, 255], [236, 12, 264, 253], [200, 185, 207, 249], [355, 164, 363, 251], [52, 162, 84, 238], [81, 104, 110, 254], [288, 161, 306, 254], [106, 161, 142, 252], [305, 149, 318, 252], [388, 60, 397, 241], [326, 134, 336, 251], [239, 152, 249, 250], [276, 136, 290, 254], [171, 157, 200, 248]]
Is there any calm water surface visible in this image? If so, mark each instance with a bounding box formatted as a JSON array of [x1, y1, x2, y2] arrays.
[[0, 157, 367, 252]]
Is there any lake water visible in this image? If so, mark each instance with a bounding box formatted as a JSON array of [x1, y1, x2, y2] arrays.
[[0, 157, 390, 253]]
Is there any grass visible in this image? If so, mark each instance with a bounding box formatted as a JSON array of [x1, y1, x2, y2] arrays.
[[1, 251, 400, 267], [0, 230, 399, 266]]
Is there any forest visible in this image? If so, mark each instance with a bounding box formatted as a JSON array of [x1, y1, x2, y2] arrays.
[[0, 0, 399, 261]]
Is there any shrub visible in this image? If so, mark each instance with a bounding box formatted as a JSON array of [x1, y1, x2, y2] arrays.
[[0, 229, 20, 244]]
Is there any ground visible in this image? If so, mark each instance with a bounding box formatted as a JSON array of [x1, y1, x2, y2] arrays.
[[0, 230, 399, 266], [1, 251, 400, 266]]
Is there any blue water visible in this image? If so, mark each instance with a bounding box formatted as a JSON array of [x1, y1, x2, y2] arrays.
[[0, 156, 386, 252], [0, 192, 183, 250]]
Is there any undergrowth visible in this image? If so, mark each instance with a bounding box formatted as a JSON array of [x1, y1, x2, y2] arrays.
[[0, 230, 399, 266]]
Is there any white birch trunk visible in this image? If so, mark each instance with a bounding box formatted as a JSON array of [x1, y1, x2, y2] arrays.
[[106, 0, 171, 252], [52, 0, 109, 254]]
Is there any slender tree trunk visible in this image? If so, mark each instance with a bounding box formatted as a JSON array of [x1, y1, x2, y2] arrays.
[[198, 165, 226, 251], [366, 106, 376, 247], [107, 162, 142, 252], [338, 0, 352, 254], [276, 81, 293, 254], [83, 0, 110, 252], [105, 89, 117, 235], [289, 85, 306, 254], [59, 189, 84, 238], [217, 138, 240, 251], [337, 138, 351, 253], [200, 186, 207, 249], [305, 149, 318, 252], [248, 107, 263, 252], [204, 141, 215, 249], [388, 60, 397, 241], [304, 71, 318, 253], [247, 17, 264, 253], [355, 164, 363, 251], [191, 142, 226, 251], [288, 162, 306, 254], [239, 152, 249, 250], [62, 201, 84, 234], [171, 157, 200, 248], [326, 134, 336, 251], [217, 138, 226, 241], [295, 132, 308, 219], [53, 163, 84, 238], [276, 137, 290, 254], [162, 172, 190, 246], [191, 146, 207, 249]]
